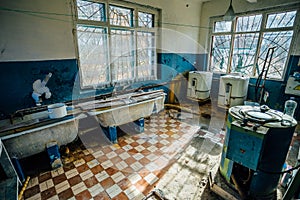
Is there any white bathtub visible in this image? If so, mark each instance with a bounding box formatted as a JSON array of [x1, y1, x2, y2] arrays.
[[0, 111, 79, 159], [84, 90, 166, 127]]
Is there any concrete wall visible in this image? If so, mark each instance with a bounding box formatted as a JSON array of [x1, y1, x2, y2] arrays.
[[127, 0, 205, 54], [0, 0, 206, 61], [0, 0, 75, 61]]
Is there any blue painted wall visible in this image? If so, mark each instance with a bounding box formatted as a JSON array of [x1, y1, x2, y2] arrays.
[[157, 53, 208, 102], [0, 59, 78, 117], [0, 53, 208, 117], [157, 53, 208, 80], [0, 53, 297, 119]]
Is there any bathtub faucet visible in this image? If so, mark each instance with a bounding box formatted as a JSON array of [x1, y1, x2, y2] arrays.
[[32, 72, 52, 106]]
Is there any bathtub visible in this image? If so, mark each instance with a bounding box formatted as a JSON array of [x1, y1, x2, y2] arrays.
[[0, 111, 79, 159], [80, 89, 166, 127], [0, 89, 165, 158]]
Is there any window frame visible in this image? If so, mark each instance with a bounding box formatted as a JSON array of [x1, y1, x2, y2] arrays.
[[72, 0, 159, 89], [208, 5, 300, 81]]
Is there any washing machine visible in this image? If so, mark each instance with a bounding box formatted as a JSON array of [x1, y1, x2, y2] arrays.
[[220, 105, 297, 199], [187, 71, 213, 100], [218, 74, 249, 108]]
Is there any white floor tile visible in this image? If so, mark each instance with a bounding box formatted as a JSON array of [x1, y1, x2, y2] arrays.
[[115, 161, 128, 170], [73, 158, 85, 167], [133, 153, 144, 160], [106, 151, 117, 159], [88, 183, 104, 197], [65, 168, 79, 179], [51, 167, 64, 177], [130, 161, 143, 171], [146, 153, 158, 161], [144, 173, 159, 185], [106, 184, 122, 198], [128, 173, 142, 184], [95, 171, 109, 182], [87, 159, 100, 169], [55, 180, 70, 194], [71, 182, 86, 195], [39, 179, 54, 192], [124, 185, 143, 199], [92, 150, 104, 158], [80, 169, 93, 181], [111, 171, 125, 183], [119, 152, 130, 160], [101, 160, 113, 169]]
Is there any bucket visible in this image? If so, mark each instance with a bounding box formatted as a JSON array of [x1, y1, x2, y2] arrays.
[[47, 103, 67, 119]]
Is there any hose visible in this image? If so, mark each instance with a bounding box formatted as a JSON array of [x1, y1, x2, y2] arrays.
[[18, 176, 30, 200], [258, 164, 300, 175]]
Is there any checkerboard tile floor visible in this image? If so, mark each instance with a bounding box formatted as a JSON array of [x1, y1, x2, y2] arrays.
[[20, 105, 300, 200], [24, 110, 223, 200]]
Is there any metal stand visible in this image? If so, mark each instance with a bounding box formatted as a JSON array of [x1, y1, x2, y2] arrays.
[[255, 47, 276, 104]]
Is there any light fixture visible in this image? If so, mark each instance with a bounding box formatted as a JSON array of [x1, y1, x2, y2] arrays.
[[223, 0, 235, 21]]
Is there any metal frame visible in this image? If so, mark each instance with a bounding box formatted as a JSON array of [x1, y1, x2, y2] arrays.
[[208, 4, 300, 81], [71, 0, 159, 90]]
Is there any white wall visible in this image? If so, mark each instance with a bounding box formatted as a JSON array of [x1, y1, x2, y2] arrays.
[[0, 0, 207, 62], [0, 0, 75, 61], [159, 0, 205, 54], [123, 0, 206, 54], [199, 0, 300, 55]]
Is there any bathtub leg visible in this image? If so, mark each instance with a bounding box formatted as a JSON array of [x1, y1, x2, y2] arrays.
[[134, 118, 144, 133], [102, 126, 118, 143]]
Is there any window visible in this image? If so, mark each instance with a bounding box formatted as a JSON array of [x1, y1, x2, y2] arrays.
[[74, 0, 158, 88], [210, 9, 298, 79]]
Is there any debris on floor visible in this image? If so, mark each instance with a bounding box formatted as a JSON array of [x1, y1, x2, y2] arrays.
[[143, 189, 167, 200]]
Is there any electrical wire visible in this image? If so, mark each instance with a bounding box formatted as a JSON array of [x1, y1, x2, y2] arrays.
[[0, 6, 212, 29], [258, 163, 300, 175]]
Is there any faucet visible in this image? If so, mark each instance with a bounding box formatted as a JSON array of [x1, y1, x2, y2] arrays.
[[32, 73, 52, 106]]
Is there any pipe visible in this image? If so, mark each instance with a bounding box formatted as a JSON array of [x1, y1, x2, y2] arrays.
[[18, 176, 30, 200], [231, 173, 246, 199]]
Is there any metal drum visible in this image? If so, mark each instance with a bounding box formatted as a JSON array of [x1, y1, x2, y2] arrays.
[[220, 105, 297, 199]]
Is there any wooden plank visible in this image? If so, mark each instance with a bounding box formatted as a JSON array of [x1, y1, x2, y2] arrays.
[[208, 172, 238, 200]]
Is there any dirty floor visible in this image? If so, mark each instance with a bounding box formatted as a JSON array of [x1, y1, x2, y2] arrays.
[[21, 101, 299, 200]]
